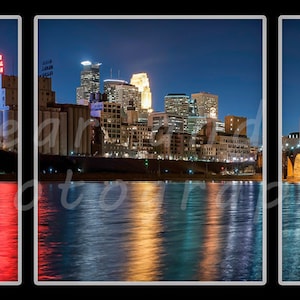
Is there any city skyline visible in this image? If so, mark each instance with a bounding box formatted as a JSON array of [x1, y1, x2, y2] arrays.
[[0, 17, 19, 76], [36, 15, 265, 146], [281, 17, 300, 136]]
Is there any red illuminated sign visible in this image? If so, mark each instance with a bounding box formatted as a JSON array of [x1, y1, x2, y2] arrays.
[[0, 54, 3, 74]]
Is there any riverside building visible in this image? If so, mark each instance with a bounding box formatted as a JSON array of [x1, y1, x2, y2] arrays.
[[0, 72, 18, 152], [38, 76, 91, 156]]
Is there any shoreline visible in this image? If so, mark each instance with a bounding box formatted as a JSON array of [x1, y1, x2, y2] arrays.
[[37, 172, 263, 182], [0, 173, 17, 181], [0, 172, 263, 183], [283, 178, 300, 183]]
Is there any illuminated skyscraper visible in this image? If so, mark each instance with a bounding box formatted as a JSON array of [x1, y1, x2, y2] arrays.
[[103, 79, 140, 112], [76, 61, 101, 105], [164, 93, 190, 132], [191, 91, 218, 119], [164, 93, 189, 117], [130, 72, 152, 111]]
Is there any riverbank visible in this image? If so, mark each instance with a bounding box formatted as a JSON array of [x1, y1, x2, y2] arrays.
[[0, 173, 17, 181], [283, 178, 300, 183], [0, 150, 262, 182], [38, 171, 263, 182], [0, 171, 263, 182]]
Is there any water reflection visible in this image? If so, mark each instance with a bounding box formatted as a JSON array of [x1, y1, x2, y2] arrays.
[[0, 182, 18, 282], [37, 180, 263, 283], [198, 182, 222, 281], [219, 181, 261, 281], [38, 182, 63, 280], [124, 182, 164, 281], [198, 181, 262, 281], [282, 182, 300, 281]]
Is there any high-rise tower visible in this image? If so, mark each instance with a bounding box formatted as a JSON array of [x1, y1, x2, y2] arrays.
[[103, 79, 140, 112], [191, 91, 218, 119], [164, 93, 190, 132], [76, 61, 101, 105], [130, 72, 152, 111]]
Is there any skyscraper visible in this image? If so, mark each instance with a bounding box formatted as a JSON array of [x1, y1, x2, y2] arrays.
[[164, 93, 189, 117], [76, 61, 101, 105], [103, 79, 140, 112], [164, 93, 190, 132], [191, 91, 218, 119], [130, 72, 152, 111]]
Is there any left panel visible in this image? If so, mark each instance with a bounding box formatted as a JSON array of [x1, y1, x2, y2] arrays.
[[0, 15, 22, 285]]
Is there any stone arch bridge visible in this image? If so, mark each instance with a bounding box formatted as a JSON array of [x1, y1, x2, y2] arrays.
[[285, 149, 300, 180]]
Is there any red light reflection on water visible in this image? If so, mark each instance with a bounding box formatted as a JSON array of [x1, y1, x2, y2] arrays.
[[0, 182, 18, 281], [38, 183, 63, 281]]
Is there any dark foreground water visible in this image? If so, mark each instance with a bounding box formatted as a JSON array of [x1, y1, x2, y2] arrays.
[[282, 182, 300, 282], [0, 181, 19, 283], [37, 180, 264, 284]]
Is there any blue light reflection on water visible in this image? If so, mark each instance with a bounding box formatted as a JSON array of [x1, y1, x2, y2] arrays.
[[38, 180, 263, 282], [282, 182, 300, 281]]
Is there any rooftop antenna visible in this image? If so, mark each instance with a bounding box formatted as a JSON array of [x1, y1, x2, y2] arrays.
[[118, 69, 120, 79], [110, 68, 112, 78]]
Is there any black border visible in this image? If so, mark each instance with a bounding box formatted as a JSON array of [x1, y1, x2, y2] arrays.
[[0, 6, 290, 292]]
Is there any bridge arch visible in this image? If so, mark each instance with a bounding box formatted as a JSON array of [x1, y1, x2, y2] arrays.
[[294, 153, 300, 179], [287, 152, 300, 180]]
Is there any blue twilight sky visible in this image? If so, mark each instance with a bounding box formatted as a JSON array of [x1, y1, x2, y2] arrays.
[[36, 16, 265, 146], [0, 17, 19, 76], [282, 17, 300, 136]]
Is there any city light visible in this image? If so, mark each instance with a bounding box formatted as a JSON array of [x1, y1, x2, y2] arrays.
[[81, 60, 92, 66], [0, 54, 4, 74]]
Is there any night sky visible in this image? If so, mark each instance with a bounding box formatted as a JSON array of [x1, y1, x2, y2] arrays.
[[281, 16, 300, 136], [36, 16, 265, 146], [0, 16, 19, 76]]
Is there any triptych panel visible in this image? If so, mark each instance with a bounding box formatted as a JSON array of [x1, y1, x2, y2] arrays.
[[1, 14, 298, 287]]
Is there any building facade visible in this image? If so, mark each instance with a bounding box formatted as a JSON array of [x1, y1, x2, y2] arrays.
[[164, 93, 190, 132], [103, 79, 140, 115], [39, 76, 92, 156], [130, 72, 152, 111], [0, 74, 18, 152], [76, 61, 101, 105], [191, 91, 218, 119], [225, 115, 247, 136]]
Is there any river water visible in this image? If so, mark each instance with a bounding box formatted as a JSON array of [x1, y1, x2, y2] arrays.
[[37, 180, 264, 284], [0, 181, 19, 283], [281, 182, 300, 282]]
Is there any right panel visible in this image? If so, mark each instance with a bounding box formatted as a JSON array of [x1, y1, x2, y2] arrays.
[[279, 15, 300, 285]]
